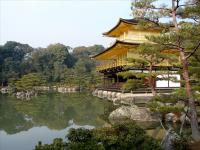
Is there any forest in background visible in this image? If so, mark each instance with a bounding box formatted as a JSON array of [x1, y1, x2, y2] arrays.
[[0, 41, 104, 90]]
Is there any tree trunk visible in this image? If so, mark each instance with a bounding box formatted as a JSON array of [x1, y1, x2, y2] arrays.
[[180, 51, 200, 141], [149, 64, 156, 96], [171, 0, 200, 141]]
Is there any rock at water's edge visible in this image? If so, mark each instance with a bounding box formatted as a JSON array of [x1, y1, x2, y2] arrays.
[[109, 105, 159, 123]]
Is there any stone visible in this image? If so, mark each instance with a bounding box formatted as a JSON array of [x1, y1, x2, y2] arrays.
[[71, 87, 76, 92], [195, 91, 200, 94], [116, 92, 122, 100], [165, 113, 179, 123], [109, 106, 132, 120], [184, 106, 189, 112], [112, 98, 121, 105], [103, 122, 112, 128], [130, 107, 159, 122], [111, 92, 117, 100], [16, 90, 36, 100], [97, 90, 103, 98], [53, 86, 57, 91], [57, 86, 79, 93], [109, 105, 159, 123], [92, 89, 98, 96], [36, 86, 50, 91], [107, 91, 112, 100], [165, 103, 173, 106], [1, 87, 9, 94], [1, 86, 13, 94], [102, 91, 108, 98], [16, 92, 25, 99]]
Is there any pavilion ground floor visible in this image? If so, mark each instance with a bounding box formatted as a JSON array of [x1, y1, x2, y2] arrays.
[[98, 66, 181, 93]]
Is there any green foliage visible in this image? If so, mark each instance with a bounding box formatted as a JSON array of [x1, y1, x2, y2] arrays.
[[117, 71, 136, 79], [70, 123, 161, 150], [127, 34, 179, 95], [34, 123, 162, 150], [133, 43, 176, 66], [35, 138, 67, 150], [0, 41, 34, 85], [172, 133, 190, 150], [131, 0, 200, 91], [72, 45, 104, 58], [67, 128, 104, 150], [190, 51, 200, 101], [69, 45, 104, 89], [122, 79, 144, 91], [14, 73, 45, 91], [30, 43, 75, 83], [147, 94, 185, 113], [182, 0, 200, 23], [131, 0, 163, 22], [148, 101, 184, 113], [151, 93, 184, 103], [0, 41, 104, 90]]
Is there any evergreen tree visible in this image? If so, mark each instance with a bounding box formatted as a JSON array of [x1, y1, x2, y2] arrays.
[[132, 0, 200, 141], [15, 73, 45, 92], [128, 42, 178, 96]]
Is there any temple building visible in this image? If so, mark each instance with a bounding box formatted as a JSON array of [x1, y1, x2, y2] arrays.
[[92, 18, 181, 91]]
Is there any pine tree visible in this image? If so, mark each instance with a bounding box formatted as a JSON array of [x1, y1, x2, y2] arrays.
[[128, 42, 178, 96], [132, 0, 200, 141]]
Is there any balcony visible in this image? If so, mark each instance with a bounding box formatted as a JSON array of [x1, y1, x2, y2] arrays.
[[96, 59, 129, 71]]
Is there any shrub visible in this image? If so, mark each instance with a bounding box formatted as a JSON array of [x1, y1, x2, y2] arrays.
[[94, 123, 161, 150], [122, 79, 144, 91], [172, 133, 190, 150], [34, 138, 67, 150], [34, 123, 162, 150], [67, 128, 103, 150]]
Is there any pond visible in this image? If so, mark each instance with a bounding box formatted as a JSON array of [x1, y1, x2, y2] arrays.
[[0, 93, 113, 150]]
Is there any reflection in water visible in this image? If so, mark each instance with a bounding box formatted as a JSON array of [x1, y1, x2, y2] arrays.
[[0, 93, 112, 150], [0, 122, 94, 150]]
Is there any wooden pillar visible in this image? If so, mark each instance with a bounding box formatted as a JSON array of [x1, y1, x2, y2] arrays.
[[103, 75, 105, 88], [168, 68, 170, 88]]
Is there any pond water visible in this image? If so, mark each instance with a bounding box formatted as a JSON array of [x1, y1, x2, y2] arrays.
[[0, 93, 113, 150]]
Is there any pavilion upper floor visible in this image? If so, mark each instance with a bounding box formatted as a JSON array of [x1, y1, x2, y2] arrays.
[[103, 18, 161, 44], [92, 18, 178, 72]]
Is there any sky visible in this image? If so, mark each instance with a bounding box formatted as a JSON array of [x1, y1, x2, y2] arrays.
[[0, 0, 132, 48]]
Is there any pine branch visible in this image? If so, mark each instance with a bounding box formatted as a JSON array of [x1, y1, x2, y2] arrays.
[[142, 17, 160, 26], [178, 3, 197, 7], [194, 55, 200, 62], [175, 0, 196, 9], [194, 18, 200, 23], [161, 43, 181, 49], [186, 41, 200, 59], [153, 7, 171, 12]]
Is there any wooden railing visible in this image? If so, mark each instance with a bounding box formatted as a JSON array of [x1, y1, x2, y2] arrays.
[[96, 59, 129, 71], [97, 86, 179, 93]]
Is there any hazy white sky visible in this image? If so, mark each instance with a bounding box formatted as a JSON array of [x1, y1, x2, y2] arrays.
[[0, 0, 132, 48]]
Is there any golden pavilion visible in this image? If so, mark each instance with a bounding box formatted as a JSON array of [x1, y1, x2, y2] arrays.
[[92, 18, 181, 91]]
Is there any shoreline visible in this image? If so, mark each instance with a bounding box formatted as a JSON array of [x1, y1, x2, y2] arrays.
[[92, 88, 153, 106]]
